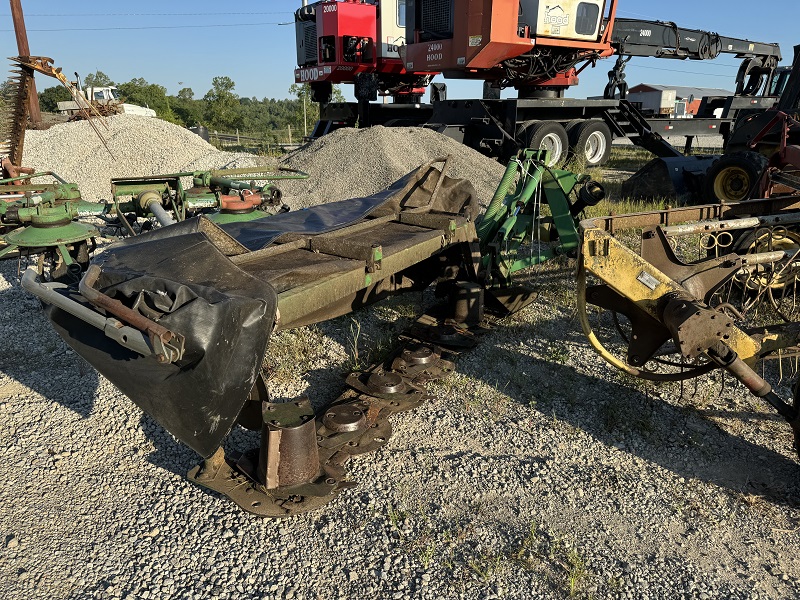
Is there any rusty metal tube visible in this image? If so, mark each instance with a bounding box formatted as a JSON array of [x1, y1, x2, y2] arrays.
[[21, 267, 153, 357], [258, 399, 319, 489], [79, 264, 184, 363], [662, 212, 800, 237]]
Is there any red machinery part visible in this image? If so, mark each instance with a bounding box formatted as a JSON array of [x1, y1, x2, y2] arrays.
[[1, 156, 35, 185], [402, 0, 616, 83], [295, 1, 380, 85], [219, 190, 263, 213]]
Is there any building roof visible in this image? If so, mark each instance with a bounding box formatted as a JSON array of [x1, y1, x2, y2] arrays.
[[628, 83, 735, 99]]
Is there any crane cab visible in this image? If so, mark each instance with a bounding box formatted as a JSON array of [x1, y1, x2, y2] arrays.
[[518, 0, 606, 42]]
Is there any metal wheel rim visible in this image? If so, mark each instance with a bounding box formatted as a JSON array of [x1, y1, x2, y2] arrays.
[[743, 229, 800, 291], [713, 166, 751, 202], [539, 133, 563, 166], [583, 131, 607, 165]]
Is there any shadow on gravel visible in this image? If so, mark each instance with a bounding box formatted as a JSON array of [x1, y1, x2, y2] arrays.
[[139, 412, 200, 476], [0, 284, 101, 419], [475, 322, 800, 509]]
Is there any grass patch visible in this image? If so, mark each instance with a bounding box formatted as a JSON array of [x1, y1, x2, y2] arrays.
[[264, 326, 331, 384], [343, 316, 398, 373]]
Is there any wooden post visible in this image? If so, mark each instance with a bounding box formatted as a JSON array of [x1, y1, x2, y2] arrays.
[[9, 0, 42, 125]]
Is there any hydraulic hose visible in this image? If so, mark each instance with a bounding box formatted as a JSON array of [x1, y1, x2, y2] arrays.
[[476, 159, 518, 240]]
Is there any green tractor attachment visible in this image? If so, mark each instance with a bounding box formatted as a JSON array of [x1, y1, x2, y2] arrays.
[[477, 148, 605, 287], [1, 166, 309, 279]]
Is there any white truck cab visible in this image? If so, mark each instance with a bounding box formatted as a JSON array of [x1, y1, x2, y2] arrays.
[[57, 86, 157, 118]]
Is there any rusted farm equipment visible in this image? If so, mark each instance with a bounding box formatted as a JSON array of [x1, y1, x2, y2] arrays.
[[18, 148, 800, 516]]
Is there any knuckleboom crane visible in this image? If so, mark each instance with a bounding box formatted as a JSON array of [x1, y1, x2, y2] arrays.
[[402, 0, 780, 98]]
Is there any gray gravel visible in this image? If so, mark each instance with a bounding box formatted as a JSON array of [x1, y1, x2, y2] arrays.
[[21, 115, 264, 202], [3, 119, 800, 599], [279, 126, 507, 208], [2, 254, 800, 599]]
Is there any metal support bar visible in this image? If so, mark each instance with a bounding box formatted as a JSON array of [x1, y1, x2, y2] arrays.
[[661, 213, 800, 237], [79, 265, 185, 363], [20, 267, 153, 357]]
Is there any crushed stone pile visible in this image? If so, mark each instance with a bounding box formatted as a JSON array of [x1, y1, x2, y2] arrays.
[[21, 117, 505, 211], [21, 115, 264, 202], [280, 126, 506, 208]]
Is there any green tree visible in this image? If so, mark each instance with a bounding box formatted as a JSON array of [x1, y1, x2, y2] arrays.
[[117, 77, 177, 121], [82, 70, 114, 87], [177, 87, 194, 101], [171, 89, 203, 127], [38, 85, 72, 112], [204, 76, 240, 130]]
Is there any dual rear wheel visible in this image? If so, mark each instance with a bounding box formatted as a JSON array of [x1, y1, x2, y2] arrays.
[[516, 119, 612, 168]]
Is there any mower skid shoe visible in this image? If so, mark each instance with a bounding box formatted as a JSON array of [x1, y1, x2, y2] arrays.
[[187, 448, 343, 518], [485, 285, 538, 316]]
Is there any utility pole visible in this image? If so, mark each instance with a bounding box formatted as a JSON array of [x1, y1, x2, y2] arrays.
[[303, 88, 308, 137], [10, 0, 41, 125]]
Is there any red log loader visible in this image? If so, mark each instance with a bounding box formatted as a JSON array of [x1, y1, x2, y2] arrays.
[[296, 0, 782, 171]]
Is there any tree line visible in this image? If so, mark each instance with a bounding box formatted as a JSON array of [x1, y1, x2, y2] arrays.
[[34, 71, 344, 144]]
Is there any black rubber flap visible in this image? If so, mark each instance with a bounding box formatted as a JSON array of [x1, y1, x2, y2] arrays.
[[219, 165, 479, 251], [220, 174, 412, 251], [48, 230, 277, 458]]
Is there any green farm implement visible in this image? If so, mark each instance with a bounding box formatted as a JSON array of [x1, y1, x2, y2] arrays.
[[18, 149, 800, 516], [1, 166, 308, 279]]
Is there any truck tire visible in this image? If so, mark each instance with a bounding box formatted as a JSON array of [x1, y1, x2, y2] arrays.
[[564, 119, 584, 136], [704, 151, 768, 203], [568, 120, 612, 168], [517, 121, 568, 166]]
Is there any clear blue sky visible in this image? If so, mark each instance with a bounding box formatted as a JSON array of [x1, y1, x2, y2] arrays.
[[1, 0, 797, 102]]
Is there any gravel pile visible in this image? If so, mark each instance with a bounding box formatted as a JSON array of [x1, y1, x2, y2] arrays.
[[2, 255, 800, 599], [20, 118, 505, 210], [21, 115, 263, 202], [280, 126, 506, 207]]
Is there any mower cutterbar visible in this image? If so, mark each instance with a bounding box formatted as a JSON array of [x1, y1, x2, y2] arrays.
[[23, 158, 489, 516]]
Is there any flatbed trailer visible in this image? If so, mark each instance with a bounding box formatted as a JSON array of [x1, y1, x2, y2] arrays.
[[313, 94, 779, 165]]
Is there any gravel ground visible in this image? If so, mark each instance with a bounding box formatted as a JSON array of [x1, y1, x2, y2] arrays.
[[3, 119, 800, 599], [2, 255, 800, 599]]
